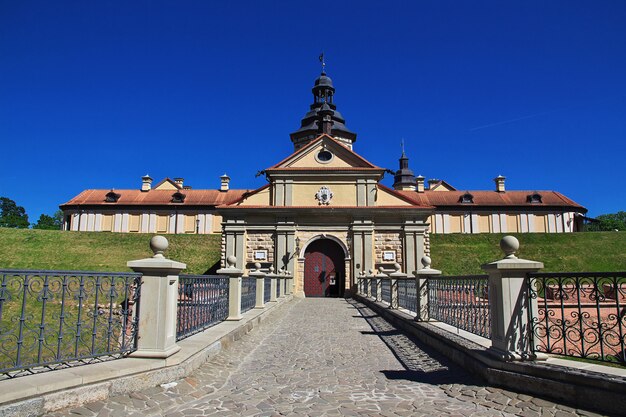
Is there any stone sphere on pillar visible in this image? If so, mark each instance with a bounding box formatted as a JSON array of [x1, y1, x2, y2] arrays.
[[254, 262, 261, 271], [421, 256, 432, 269], [227, 255, 237, 267], [150, 235, 168, 258], [500, 235, 520, 259]]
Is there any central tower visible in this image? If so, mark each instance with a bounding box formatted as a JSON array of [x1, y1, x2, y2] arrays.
[[290, 71, 357, 150]]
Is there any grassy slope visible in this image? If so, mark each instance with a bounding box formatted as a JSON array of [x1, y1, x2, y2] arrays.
[[0, 228, 624, 275], [0, 228, 221, 274], [430, 232, 626, 275]]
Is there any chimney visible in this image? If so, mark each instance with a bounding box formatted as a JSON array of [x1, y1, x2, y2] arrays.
[[141, 174, 153, 192], [427, 179, 440, 189], [494, 175, 506, 192], [174, 177, 184, 188], [416, 175, 425, 193], [220, 174, 230, 191]]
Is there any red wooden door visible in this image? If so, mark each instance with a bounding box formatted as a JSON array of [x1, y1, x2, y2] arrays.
[[304, 239, 343, 297]]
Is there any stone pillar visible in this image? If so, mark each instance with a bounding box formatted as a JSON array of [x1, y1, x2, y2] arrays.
[[218, 256, 244, 321], [127, 236, 186, 358], [278, 268, 286, 298], [267, 266, 278, 302], [249, 262, 266, 309], [223, 220, 246, 270], [285, 270, 293, 295], [481, 236, 546, 361], [389, 263, 407, 309], [402, 221, 427, 278], [350, 220, 374, 290], [413, 256, 441, 321]]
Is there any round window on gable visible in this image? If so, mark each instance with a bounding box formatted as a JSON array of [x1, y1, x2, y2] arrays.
[[316, 150, 334, 163]]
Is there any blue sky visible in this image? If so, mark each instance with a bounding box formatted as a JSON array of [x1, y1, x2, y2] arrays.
[[1, 0, 625, 221]]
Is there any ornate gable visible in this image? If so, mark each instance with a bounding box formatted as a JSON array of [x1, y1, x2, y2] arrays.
[[269, 134, 379, 171]]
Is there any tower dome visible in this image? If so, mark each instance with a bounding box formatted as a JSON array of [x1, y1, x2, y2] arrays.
[[290, 69, 357, 151]]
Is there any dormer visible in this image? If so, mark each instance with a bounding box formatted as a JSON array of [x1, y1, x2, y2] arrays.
[[527, 192, 543, 204], [459, 192, 474, 204], [105, 190, 121, 203], [171, 191, 186, 203]]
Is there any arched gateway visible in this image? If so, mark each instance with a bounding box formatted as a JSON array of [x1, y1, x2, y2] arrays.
[[304, 239, 345, 297], [218, 69, 432, 294]]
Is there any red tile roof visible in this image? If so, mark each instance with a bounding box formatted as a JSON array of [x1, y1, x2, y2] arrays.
[[396, 190, 586, 211], [60, 189, 248, 207]]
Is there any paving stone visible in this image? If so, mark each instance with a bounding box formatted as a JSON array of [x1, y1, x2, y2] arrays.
[[48, 298, 602, 417]]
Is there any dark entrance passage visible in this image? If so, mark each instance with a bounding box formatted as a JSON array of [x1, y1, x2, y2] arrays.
[[303, 239, 345, 297]]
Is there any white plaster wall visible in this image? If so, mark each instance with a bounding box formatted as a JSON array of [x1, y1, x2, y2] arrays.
[[520, 214, 529, 233], [443, 214, 450, 234], [114, 213, 122, 232], [471, 214, 479, 234], [121, 213, 129, 233], [434, 214, 443, 234], [94, 213, 102, 232], [491, 214, 500, 233], [556, 213, 564, 233], [149, 213, 157, 233], [140, 214, 149, 233], [547, 214, 556, 233]]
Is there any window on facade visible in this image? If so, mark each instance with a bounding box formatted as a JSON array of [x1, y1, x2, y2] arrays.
[[316, 150, 333, 163]]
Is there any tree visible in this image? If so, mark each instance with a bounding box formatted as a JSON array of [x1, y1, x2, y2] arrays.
[[596, 211, 626, 231], [33, 210, 63, 230], [0, 197, 29, 228]]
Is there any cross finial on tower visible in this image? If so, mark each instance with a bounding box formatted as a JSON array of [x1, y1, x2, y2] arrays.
[[401, 138, 405, 156], [319, 52, 326, 74]]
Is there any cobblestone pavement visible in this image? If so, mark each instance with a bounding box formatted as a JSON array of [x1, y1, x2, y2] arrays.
[[47, 299, 603, 417]]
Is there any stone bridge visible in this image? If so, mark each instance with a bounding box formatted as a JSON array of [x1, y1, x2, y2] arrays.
[[44, 298, 594, 417]]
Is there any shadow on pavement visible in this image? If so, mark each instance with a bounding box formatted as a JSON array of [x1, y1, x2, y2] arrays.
[[348, 298, 484, 386]]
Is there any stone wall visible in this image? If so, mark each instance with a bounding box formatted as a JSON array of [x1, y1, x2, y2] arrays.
[[374, 232, 403, 264], [246, 232, 275, 264]]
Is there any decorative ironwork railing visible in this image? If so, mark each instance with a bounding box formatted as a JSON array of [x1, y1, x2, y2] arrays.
[[264, 277, 271, 303], [359, 278, 366, 295], [428, 275, 490, 338], [177, 274, 229, 341], [0, 269, 141, 379], [398, 279, 417, 313], [381, 279, 391, 304], [241, 278, 256, 313], [527, 272, 626, 364], [371, 278, 378, 300]]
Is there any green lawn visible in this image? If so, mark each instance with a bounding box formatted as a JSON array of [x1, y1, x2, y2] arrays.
[[0, 228, 624, 275], [430, 232, 626, 275], [0, 228, 222, 274]]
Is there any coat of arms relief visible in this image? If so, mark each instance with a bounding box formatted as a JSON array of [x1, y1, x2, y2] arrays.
[[315, 186, 333, 205]]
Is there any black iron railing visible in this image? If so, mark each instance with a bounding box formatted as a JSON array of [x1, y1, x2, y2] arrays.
[[428, 275, 490, 338], [0, 269, 141, 379], [398, 279, 417, 313], [264, 277, 271, 303], [381, 279, 391, 304], [177, 274, 229, 341], [527, 272, 626, 364], [241, 278, 256, 313], [276, 278, 280, 299], [371, 278, 378, 300]]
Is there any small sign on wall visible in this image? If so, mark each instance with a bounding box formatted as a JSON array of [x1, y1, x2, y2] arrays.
[[382, 250, 396, 261], [254, 250, 268, 261]]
